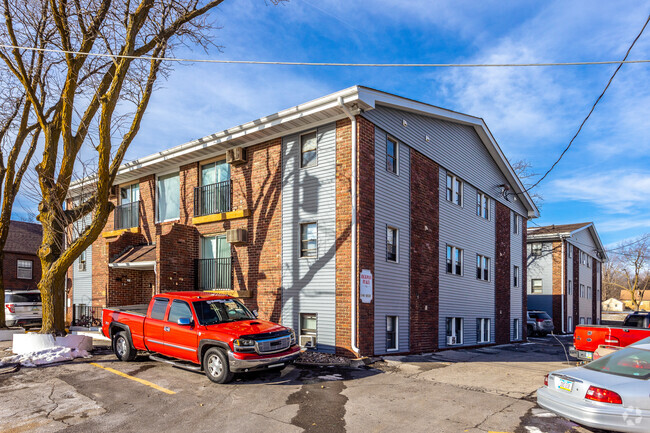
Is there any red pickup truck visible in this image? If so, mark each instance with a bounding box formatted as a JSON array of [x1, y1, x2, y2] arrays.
[[571, 312, 650, 361], [102, 291, 301, 383]]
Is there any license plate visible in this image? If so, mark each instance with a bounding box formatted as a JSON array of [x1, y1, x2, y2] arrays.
[[584, 352, 593, 359], [557, 378, 574, 392], [32, 306, 40, 311]]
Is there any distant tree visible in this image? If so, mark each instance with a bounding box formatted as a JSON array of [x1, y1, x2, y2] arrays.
[[605, 235, 650, 310], [511, 159, 543, 208]]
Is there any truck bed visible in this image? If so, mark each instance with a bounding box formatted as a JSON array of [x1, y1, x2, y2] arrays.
[[106, 304, 149, 316]]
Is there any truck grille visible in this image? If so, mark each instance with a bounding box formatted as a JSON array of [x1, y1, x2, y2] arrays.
[[256, 336, 291, 354]]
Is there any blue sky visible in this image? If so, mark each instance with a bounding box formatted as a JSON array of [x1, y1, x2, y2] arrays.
[[21, 0, 650, 247]]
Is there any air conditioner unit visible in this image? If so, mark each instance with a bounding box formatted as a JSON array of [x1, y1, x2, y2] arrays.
[[226, 147, 247, 165], [226, 228, 247, 244], [299, 335, 316, 348], [446, 336, 457, 346]]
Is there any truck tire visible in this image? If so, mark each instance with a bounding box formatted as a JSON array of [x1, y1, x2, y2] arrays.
[[203, 347, 234, 384], [113, 331, 137, 362]]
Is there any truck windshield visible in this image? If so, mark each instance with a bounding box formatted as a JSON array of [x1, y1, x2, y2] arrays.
[[530, 312, 551, 320], [585, 347, 650, 380], [193, 299, 254, 326]]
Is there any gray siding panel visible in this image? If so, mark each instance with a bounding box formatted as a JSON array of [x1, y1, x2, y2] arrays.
[[72, 214, 92, 305], [510, 211, 523, 340], [281, 123, 337, 353], [374, 129, 410, 354]]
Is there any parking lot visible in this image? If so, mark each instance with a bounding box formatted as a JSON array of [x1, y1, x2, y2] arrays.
[[0, 335, 601, 433]]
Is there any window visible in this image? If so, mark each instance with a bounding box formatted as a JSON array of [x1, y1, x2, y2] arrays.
[[150, 298, 169, 320], [446, 317, 463, 345], [120, 183, 140, 205], [168, 300, 193, 323], [568, 280, 573, 296], [201, 160, 230, 186], [446, 245, 463, 275], [477, 318, 490, 343], [580, 317, 585, 325], [386, 226, 398, 262], [587, 318, 592, 325], [200, 235, 231, 290], [386, 137, 398, 174], [568, 246, 573, 258], [301, 131, 318, 168], [300, 222, 318, 258], [446, 173, 462, 206], [17, 260, 32, 280], [568, 316, 573, 332], [513, 213, 520, 234], [513, 265, 519, 287], [157, 172, 180, 222], [476, 255, 490, 281], [587, 256, 591, 268], [513, 318, 520, 340], [531, 279, 543, 294], [587, 286, 592, 299], [386, 316, 398, 351], [476, 191, 489, 219], [580, 284, 585, 298], [300, 313, 317, 347], [532, 243, 542, 257], [78, 249, 87, 272]]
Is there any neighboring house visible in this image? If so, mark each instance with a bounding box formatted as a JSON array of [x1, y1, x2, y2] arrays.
[[66, 86, 539, 356], [619, 290, 650, 311], [527, 223, 607, 333], [602, 297, 625, 312], [3, 221, 42, 291]]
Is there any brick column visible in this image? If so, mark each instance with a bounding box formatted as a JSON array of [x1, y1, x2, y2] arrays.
[[573, 246, 579, 330], [495, 202, 511, 344], [551, 241, 563, 332]]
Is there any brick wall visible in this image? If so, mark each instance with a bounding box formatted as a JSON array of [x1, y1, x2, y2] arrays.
[[495, 202, 511, 344], [573, 246, 579, 330], [551, 241, 563, 332], [409, 150, 439, 353], [3, 252, 41, 291], [157, 223, 198, 292], [522, 218, 528, 340]]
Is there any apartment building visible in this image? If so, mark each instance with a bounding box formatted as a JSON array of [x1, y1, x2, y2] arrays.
[[67, 86, 538, 356], [527, 223, 607, 333]]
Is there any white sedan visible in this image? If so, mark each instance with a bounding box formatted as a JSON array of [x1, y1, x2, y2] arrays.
[[537, 341, 650, 432]]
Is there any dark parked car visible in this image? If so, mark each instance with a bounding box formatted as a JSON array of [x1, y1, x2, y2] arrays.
[[527, 310, 554, 336]]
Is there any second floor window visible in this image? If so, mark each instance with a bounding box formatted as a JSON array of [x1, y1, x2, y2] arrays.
[[386, 226, 398, 262], [513, 265, 519, 287], [301, 131, 318, 168], [157, 172, 180, 222], [476, 191, 489, 219], [386, 137, 398, 174], [476, 255, 490, 281], [78, 249, 87, 272], [446, 245, 463, 275], [300, 222, 318, 258], [513, 213, 520, 234], [531, 279, 543, 293], [17, 260, 32, 279], [568, 280, 573, 295], [580, 284, 585, 298], [532, 243, 542, 257], [446, 173, 462, 206]]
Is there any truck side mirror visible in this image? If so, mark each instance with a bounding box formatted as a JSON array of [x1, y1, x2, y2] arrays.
[[252, 310, 258, 318], [177, 317, 192, 326]]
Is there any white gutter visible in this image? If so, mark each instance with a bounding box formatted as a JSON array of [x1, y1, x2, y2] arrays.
[[108, 261, 156, 270], [338, 96, 360, 357]]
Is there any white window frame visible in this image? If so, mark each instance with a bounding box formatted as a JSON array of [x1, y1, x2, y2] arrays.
[[155, 169, 181, 223], [446, 245, 463, 276], [446, 317, 463, 345], [513, 318, 520, 340], [532, 243, 542, 257], [386, 136, 399, 175], [476, 191, 489, 220], [587, 286, 592, 299], [513, 213, 520, 234], [78, 249, 87, 272], [300, 313, 318, 347], [531, 279, 543, 294], [568, 316, 573, 332], [17, 259, 33, 280], [580, 284, 585, 298], [580, 317, 585, 325], [300, 222, 318, 258], [476, 254, 491, 281], [386, 315, 398, 351], [386, 226, 398, 263], [446, 173, 463, 206], [513, 265, 519, 287], [568, 280, 573, 296], [300, 130, 318, 169], [477, 318, 491, 343], [568, 245, 573, 258]]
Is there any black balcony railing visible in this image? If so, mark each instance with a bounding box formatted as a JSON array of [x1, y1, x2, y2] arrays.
[[71, 304, 103, 328], [114, 201, 139, 230], [196, 257, 232, 290], [194, 180, 231, 217]]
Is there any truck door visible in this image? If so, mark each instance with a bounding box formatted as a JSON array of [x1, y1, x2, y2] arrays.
[[163, 300, 198, 362], [144, 297, 169, 354]]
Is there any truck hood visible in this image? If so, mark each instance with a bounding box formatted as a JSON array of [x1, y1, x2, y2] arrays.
[[203, 319, 288, 338]]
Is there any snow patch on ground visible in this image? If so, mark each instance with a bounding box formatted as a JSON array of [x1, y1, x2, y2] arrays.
[[0, 346, 91, 367], [318, 374, 344, 381]]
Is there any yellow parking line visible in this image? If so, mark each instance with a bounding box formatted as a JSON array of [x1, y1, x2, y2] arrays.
[[89, 362, 176, 395]]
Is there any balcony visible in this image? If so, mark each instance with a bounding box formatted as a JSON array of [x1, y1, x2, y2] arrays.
[[114, 201, 140, 230], [194, 180, 231, 217], [196, 257, 232, 290]]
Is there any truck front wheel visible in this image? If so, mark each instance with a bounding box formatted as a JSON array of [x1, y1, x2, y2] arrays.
[[203, 348, 234, 384], [113, 331, 137, 362]]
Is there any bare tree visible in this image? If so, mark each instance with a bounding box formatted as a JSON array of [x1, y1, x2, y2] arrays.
[[1, 0, 282, 334], [511, 159, 543, 207], [605, 235, 650, 310]]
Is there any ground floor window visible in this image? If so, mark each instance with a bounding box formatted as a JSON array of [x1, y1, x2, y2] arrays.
[[476, 318, 490, 343], [386, 316, 398, 351], [580, 317, 585, 325], [531, 279, 542, 294], [446, 317, 463, 345], [587, 317, 592, 325], [300, 313, 317, 348], [513, 318, 520, 340], [568, 316, 573, 332]]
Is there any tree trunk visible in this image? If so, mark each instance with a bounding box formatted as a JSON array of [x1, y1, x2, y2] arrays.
[[37, 206, 66, 334]]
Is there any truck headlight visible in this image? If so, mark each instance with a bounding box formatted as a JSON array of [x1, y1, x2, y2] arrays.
[[233, 338, 256, 353], [288, 328, 296, 345]]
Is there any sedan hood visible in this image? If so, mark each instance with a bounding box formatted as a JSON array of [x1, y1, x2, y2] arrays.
[[204, 319, 288, 338]]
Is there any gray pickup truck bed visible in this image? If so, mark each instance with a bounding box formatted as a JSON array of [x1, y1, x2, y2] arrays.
[[107, 304, 149, 316]]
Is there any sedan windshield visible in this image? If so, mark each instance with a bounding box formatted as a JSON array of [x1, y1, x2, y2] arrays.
[[585, 348, 650, 380], [193, 299, 254, 326]]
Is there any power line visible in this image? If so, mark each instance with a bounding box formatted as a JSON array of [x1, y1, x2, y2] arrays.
[[522, 14, 650, 193], [2, 43, 650, 67]]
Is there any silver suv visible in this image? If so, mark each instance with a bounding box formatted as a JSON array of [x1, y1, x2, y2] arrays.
[[4, 290, 42, 328], [527, 310, 554, 336]]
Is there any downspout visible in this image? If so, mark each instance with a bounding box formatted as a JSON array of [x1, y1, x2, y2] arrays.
[[560, 237, 565, 334], [338, 96, 360, 356]]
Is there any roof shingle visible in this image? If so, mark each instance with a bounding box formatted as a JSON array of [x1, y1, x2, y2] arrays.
[[5, 221, 42, 255], [527, 222, 591, 237]]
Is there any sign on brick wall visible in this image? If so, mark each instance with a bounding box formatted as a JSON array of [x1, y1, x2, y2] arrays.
[[360, 269, 373, 303]]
